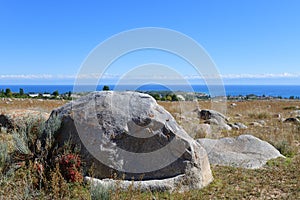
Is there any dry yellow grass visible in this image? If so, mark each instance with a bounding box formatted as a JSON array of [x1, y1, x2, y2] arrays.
[[159, 100, 300, 150], [0, 98, 66, 113]]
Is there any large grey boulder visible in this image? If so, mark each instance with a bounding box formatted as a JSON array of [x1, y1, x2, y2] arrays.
[[197, 134, 284, 169], [48, 91, 213, 191]]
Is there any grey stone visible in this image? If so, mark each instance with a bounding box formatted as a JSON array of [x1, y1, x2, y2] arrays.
[[234, 122, 248, 129], [197, 134, 284, 169], [249, 122, 263, 127], [230, 103, 237, 107], [284, 117, 300, 124], [257, 120, 266, 126], [198, 109, 231, 131], [198, 109, 228, 121], [47, 91, 213, 191]]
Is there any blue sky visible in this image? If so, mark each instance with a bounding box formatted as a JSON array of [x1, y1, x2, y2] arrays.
[[0, 0, 300, 85]]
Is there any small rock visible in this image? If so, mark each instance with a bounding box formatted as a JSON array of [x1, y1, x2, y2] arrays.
[[284, 118, 300, 124], [199, 110, 231, 131], [257, 120, 266, 126], [249, 122, 263, 127], [230, 103, 237, 108], [234, 122, 248, 129]]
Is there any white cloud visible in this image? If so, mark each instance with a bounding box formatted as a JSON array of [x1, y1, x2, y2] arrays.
[[0, 74, 54, 79], [185, 73, 300, 79], [1, 73, 300, 81], [0, 73, 120, 80], [221, 73, 300, 79]]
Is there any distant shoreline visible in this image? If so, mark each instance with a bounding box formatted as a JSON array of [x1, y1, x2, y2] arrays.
[[0, 85, 300, 99]]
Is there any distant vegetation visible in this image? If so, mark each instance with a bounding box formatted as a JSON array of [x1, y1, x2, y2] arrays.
[[102, 85, 110, 91], [142, 91, 210, 101], [0, 88, 72, 100]]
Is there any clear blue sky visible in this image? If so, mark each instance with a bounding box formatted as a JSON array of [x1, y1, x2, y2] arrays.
[[0, 0, 299, 85]]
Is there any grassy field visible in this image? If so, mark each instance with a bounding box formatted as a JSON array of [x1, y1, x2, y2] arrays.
[[0, 98, 299, 199]]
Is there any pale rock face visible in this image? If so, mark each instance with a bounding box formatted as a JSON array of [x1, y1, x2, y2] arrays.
[[197, 134, 284, 169], [198, 109, 232, 131], [47, 91, 213, 191]]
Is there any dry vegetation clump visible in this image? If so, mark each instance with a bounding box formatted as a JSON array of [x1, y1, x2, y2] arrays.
[[0, 112, 92, 199]]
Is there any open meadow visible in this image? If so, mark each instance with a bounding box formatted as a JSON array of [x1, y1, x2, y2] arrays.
[[0, 98, 300, 199]]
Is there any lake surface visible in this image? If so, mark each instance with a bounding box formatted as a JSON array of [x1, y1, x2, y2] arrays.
[[0, 85, 300, 98]]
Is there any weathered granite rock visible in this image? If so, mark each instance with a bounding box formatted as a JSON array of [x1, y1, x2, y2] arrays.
[[198, 109, 229, 122], [198, 109, 231, 131], [197, 134, 284, 169], [48, 91, 213, 191]]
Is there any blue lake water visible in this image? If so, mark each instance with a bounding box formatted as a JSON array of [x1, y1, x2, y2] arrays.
[[0, 85, 300, 98]]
